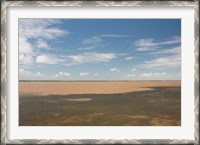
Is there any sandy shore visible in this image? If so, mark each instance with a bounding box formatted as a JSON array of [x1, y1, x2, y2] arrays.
[[19, 81, 181, 96]]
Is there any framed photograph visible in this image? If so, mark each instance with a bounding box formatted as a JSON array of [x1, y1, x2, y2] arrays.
[[1, 0, 199, 144]]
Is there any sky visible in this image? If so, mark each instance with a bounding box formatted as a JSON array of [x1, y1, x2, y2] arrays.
[[19, 19, 181, 80]]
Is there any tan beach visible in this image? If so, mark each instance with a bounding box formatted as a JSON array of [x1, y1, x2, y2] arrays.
[[19, 81, 180, 96]]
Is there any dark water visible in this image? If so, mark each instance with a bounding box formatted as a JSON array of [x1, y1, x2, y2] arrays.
[[19, 86, 181, 126]]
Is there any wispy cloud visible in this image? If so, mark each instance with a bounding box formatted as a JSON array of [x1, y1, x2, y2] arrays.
[[101, 34, 130, 38], [78, 46, 97, 51], [19, 19, 68, 39], [19, 19, 68, 67], [139, 72, 166, 77], [19, 37, 33, 54], [79, 36, 102, 50], [35, 39, 49, 49], [152, 46, 180, 55], [135, 36, 181, 52], [135, 37, 181, 68], [59, 72, 71, 76], [82, 36, 102, 45], [131, 68, 136, 71], [80, 72, 89, 76], [36, 55, 64, 64], [94, 73, 99, 76], [125, 56, 134, 60], [79, 34, 131, 50], [127, 73, 136, 77], [68, 52, 117, 64], [139, 54, 181, 68], [110, 68, 120, 72], [135, 72, 175, 80], [52, 72, 71, 78], [19, 69, 47, 80], [19, 54, 34, 65], [34, 52, 117, 66]]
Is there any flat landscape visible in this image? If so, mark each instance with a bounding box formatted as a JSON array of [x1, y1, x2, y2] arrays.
[[19, 81, 181, 126]]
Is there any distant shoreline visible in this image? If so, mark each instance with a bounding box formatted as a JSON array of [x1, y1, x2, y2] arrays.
[[19, 81, 181, 96], [19, 80, 181, 82]]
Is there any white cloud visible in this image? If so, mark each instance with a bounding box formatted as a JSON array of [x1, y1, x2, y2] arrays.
[[131, 68, 136, 71], [52, 74, 59, 78], [159, 36, 181, 45], [110, 68, 120, 72], [36, 72, 41, 75], [136, 42, 181, 69], [135, 39, 157, 48], [79, 34, 130, 50], [136, 47, 159, 52], [139, 54, 181, 68], [19, 19, 68, 68], [101, 34, 130, 38], [19, 69, 31, 75], [125, 56, 134, 60], [82, 36, 102, 45], [59, 72, 71, 76], [140, 72, 166, 77], [19, 19, 68, 39], [82, 34, 130, 46], [19, 54, 34, 65], [52, 72, 71, 78], [68, 52, 116, 64], [19, 37, 32, 54], [35, 39, 49, 49], [94, 73, 99, 76], [80, 72, 89, 76], [78, 46, 97, 50], [36, 55, 63, 64], [152, 46, 181, 55], [19, 69, 47, 80], [135, 36, 181, 52], [135, 36, 180, 47], [127, 73, 136, 77], [135, 72, 180, 80], [79, 36, 102, 50]]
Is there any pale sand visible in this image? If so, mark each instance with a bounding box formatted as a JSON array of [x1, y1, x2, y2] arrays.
[[19, 81, 181, 96], [65, 98, 92, 102]]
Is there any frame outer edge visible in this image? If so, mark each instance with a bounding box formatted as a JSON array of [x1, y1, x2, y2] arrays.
[[1, 1, 7, 144], [0, 1, 196, 7], [194, 0, 199, 144], [1, 1, 199, 144]]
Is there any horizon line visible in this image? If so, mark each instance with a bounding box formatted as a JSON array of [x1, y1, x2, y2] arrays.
[[19, 80, 181, 82]]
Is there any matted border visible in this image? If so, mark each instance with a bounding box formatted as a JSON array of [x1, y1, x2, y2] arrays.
[[1, 1, 199, 144]]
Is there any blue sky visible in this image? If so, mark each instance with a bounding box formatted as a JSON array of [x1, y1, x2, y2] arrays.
[[19, 19, 181, 80]]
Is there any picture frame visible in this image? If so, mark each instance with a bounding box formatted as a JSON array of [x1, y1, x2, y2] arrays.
[[1, 0, 199, 144]]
